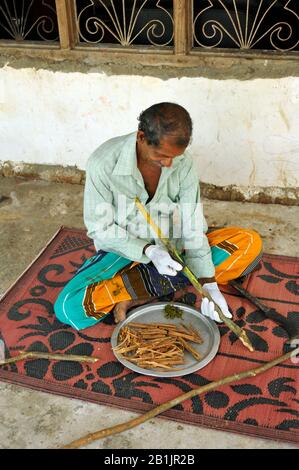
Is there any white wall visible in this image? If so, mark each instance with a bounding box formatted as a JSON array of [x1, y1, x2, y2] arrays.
[[1, 65, 298, 188]]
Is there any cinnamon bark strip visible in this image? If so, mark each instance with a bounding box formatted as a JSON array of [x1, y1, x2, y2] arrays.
[[179, 338, 202, 361], [168, 330, 202, 343]]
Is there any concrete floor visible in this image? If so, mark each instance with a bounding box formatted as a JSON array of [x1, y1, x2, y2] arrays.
[[0, 176, 298, 449]]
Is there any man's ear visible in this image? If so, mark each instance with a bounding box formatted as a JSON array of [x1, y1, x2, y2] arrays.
[[137, 130, 145, 142]]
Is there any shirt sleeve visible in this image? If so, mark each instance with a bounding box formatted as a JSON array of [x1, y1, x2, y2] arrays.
[[83, 155, 151, 263], [177, 155, 215, 279]]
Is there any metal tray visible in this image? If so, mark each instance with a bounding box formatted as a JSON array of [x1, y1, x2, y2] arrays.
[[111, 301, 220, 377]]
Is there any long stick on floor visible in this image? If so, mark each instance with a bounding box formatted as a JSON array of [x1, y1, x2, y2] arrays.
[[0, 352, 99, 365], [62, 347, 298, 449], [134, 197, 254, 352]]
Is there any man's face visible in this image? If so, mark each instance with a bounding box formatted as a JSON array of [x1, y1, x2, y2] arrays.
[[137, 131, 187, 168]]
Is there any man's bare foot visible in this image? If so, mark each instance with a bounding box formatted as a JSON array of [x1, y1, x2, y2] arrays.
[[113, 298, 151, 324]]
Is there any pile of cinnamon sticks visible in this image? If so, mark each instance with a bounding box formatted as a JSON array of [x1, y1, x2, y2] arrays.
[[113, 322, 203, 371]]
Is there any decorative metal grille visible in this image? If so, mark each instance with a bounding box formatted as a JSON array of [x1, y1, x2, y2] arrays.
[[0, 0, 59, 42], [193, 0, 299, 51], [76, 0, 174, 47]]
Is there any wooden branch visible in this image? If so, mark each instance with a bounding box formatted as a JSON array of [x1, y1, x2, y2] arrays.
[[135, 197, 254, 352], [55, 0, 78, 49], [62, 346, 299, 448], [0, 351, 99, 365]]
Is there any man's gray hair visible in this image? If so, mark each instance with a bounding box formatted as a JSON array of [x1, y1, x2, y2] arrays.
[[137, 102, 193, 147]]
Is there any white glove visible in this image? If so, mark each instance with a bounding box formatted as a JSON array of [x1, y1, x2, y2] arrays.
[[145, 245, 183, 276], [201, 282, 232, 323]]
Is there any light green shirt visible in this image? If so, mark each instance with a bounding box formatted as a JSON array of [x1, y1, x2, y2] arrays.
[[84, 132, 215, 278]]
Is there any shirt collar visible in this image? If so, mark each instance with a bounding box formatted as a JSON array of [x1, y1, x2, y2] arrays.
[[112, 132, 139, 177]]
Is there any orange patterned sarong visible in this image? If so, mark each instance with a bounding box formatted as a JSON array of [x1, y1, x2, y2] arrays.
[[86, 226, 263, 321]]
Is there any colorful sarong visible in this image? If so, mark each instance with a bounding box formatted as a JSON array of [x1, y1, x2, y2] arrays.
[[54, 227, 262, 330]]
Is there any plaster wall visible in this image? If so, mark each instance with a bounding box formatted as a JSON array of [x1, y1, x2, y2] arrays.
[[0, 66, 299, 188]]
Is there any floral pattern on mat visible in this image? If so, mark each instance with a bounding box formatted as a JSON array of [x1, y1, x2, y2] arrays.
[[0, 228, 298, 443]]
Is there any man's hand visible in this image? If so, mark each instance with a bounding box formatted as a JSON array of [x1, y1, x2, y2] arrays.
[[200, 282, 232, 323], [145, 245, 183, 276]]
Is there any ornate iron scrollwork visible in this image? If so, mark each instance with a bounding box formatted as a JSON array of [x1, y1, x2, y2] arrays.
[[76, 0, 173, 46], [0, 0, 59, 42], [193, 0, 299, 51]]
